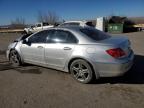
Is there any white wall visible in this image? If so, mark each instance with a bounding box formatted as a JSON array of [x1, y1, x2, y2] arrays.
[[96, 17, 105, 31]]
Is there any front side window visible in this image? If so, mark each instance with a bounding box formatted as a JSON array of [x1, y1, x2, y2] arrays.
[[28, 30, 49, 43]]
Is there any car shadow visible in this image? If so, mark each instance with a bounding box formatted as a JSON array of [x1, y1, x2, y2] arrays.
[[0, 62, 16, 71], [0, 62, 42, 74], [0, 61, 9, 63], [0, 50, 5, 55], [14, 67, 42, 74], [0, 54, 144, 84], [94, 54, 144, 84]]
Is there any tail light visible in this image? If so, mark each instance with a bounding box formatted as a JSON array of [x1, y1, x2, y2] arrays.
[[106, 48, 125, 58]]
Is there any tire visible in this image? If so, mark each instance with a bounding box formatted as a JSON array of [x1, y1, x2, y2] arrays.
[[9, 50, 22, 67], [70, 59, 94, 84]]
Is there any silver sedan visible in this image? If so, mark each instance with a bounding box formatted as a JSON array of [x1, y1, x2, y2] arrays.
[[6, 27, 134, 83]]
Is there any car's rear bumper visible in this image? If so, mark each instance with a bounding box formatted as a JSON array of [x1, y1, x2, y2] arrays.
[[93, 51, 134, 77]]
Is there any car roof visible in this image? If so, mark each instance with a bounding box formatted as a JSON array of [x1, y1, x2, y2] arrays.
[[57, 26, 83, 30], [62, 20, 87, 23], [45, 26, 83, 31], [46, 26, 97, 34], [57, 26, 94, 30]]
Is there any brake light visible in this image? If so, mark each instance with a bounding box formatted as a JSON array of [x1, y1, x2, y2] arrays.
[[106, 48, 125, 58]]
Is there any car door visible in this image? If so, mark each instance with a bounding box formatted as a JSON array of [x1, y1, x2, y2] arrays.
[[45, 29, 78, 69], [20, 30, 48, 65]]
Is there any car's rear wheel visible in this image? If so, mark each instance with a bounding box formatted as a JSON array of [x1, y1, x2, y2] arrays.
[[70, 59, 94, 84], [9, 50, 22, 67]]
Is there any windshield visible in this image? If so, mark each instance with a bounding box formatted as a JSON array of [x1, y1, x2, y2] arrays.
[[80, 28, 110, 41]]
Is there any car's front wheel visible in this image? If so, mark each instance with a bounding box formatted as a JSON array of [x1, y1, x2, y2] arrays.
[[9, 50, 22, 67], [70, 59, 94, 84]]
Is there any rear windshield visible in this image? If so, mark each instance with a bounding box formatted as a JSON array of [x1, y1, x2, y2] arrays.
[[80, 28, 110, 41]]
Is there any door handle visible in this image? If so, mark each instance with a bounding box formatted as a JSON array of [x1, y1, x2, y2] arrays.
[[63, 47, 72, 50], [37, 46, 43, 49]]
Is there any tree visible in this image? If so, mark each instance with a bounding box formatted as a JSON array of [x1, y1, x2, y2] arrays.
[[37, 11, 59, 24], [11, 17, 26, 28]]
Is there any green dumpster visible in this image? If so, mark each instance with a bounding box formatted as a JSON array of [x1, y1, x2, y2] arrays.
[[108, 24, 123, 33]]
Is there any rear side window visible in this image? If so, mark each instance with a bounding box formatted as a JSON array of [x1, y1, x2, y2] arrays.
[[51, 30, 68, 43], [67, 33, 78, 43], [80, 28, 110, 41], [49, 30, 77, 43]]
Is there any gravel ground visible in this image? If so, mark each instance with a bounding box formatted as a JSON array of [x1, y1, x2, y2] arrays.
[[0, 32, 144, 108]]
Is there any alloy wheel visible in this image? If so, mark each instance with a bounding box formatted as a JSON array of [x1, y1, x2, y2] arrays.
[[70, 59, 94, 83]]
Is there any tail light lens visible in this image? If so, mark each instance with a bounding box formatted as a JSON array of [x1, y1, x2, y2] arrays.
[[106, 48, 125, 58]]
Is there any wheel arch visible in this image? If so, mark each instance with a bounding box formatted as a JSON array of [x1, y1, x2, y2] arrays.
[[68, 57, 99, 79], [8, 48, 15, 60], [9, 48, 23, 64]]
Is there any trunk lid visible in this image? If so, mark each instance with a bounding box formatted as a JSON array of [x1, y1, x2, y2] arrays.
[[98, 36, 131, 57]]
